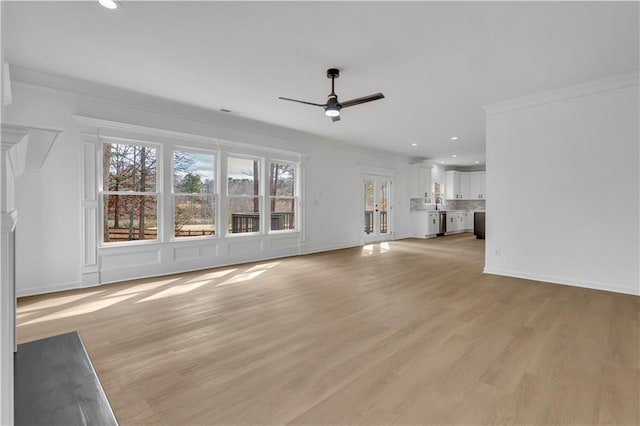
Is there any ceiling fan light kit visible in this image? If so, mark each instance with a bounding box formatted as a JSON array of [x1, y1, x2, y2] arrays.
[[325, 108, 340, 117], [279, 68, 384, 122]]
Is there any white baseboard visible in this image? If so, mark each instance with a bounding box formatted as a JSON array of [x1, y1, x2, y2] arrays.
[[300, 242, 361, 256], [18, 244, 362, 297], [483, 267, 640, 296], [444, 230, 472, 236], [16, 281, 93, 298]]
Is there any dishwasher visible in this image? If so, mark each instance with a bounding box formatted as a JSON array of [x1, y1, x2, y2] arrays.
[[437, 211, 446, 236]]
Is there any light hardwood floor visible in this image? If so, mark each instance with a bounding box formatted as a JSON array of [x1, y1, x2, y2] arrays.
[[17, 234, 639, 425]]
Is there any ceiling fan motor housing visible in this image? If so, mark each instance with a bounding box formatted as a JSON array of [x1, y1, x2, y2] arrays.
[[326, 96, 340, 107]]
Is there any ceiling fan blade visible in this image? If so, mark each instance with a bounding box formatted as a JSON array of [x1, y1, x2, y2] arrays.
[[278, 97, 325, 107], [340, 93, 385, 108], [331, 115, 341, 122]]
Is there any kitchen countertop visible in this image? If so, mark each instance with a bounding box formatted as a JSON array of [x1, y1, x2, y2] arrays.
[[410, 209, 485, 213]]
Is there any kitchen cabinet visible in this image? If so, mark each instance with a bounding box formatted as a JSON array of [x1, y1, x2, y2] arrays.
[[463, 211, 474, 230], [446, 214, 456, 232], [445, 171, 462, 200], [468, 172, 486, 200], [409, 165, 433, 201], [410, 211, 429, 237], [459, 174, 471, 200], [446, 170, 486, 200], [410, 211, 440, 238], [446, 211, 465, 233], [427, 211, 440, 235]]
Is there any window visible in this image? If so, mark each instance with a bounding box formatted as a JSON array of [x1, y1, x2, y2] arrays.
[[269, 162, 296, 231], [102, 141, 158, 242], [173, 150, 215, 238], [97, 130, 302, 245], [227, 157, 260, 234]]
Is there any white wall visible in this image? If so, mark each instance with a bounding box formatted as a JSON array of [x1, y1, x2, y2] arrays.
[[484, 73, 639, 295], [3, 69, 411, 296], [0, 2, 14, 423]]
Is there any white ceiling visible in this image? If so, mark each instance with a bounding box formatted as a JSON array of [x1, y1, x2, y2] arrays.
[[4, 1, 639, 165]]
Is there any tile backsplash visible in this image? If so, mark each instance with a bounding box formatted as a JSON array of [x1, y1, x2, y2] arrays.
[[446, 200, 486, 211], [410, 198, 485, 211]]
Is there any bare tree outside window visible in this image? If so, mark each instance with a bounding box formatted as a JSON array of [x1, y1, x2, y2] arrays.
[[173, 151, 215, 238], [269, 162, 296, 231], [102, 142, 158, 242]]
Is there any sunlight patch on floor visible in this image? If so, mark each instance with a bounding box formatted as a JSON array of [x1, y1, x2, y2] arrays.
[[217, 270, 266, 286], [109, 278, 181, 297], [362, 242, 391, 256], [18, 290, 106, 313], [246, 261, 279, 272], [136, 280, 212, 303], [19, 293, 139, 326], [16, 311, 39, 321], [186, 269, 237, 282]]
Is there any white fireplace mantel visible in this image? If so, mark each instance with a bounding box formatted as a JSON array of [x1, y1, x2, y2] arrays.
[[0, 123, 62, 426]]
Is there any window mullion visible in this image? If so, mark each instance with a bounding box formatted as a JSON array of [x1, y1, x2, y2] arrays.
[[219, 151, 229, 238], [161, 143, 173, 242]]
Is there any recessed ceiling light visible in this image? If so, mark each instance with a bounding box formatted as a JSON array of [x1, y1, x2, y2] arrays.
[[452, 154, 457, 158], [411, 143, 418, 146], [451, 136, 458, 140], [474, 161, 480, 164], [440, 161, 445, 164], [99, 0, 120, 10]]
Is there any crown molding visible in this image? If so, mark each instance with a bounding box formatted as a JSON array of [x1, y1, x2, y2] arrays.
[[9, 65, 410, 162], [9, 65, 251, 127], [73, 115, 308, 160], [9, 65, 317, 152], [0, 124, 29, 148], [483, 71, 640, 115], [0, 211, 17, 233]]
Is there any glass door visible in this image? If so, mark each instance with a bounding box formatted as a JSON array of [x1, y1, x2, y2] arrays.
[[363, 175, 391, 242]]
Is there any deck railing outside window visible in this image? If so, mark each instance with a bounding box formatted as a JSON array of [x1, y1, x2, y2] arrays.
[[230, 212, 295, 233], [364, 210, 387, 234]]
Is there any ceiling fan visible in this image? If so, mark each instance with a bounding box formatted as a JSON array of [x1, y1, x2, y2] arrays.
[[278, 68, 385, 122]]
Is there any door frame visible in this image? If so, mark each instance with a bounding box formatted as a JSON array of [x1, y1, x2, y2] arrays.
[[361, 171, 393, 244]]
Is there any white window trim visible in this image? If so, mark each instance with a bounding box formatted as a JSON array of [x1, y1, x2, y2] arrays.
[[171, 147, 218, 241], [99, 137, 162, 247], [78, 115, 306, 286], [225, 154, 265, 236], [266, 158, 299, 234]]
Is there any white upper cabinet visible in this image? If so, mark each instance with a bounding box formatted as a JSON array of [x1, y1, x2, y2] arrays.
[[409, 165, 433, 201], [446, 170, 486, 200], [459, 173, 471, 199], [445, 171, 461, 200], [468, 172, 486, 199]]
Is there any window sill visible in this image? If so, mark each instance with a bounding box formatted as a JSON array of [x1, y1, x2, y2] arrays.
[[99, 230, 301, 248]]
